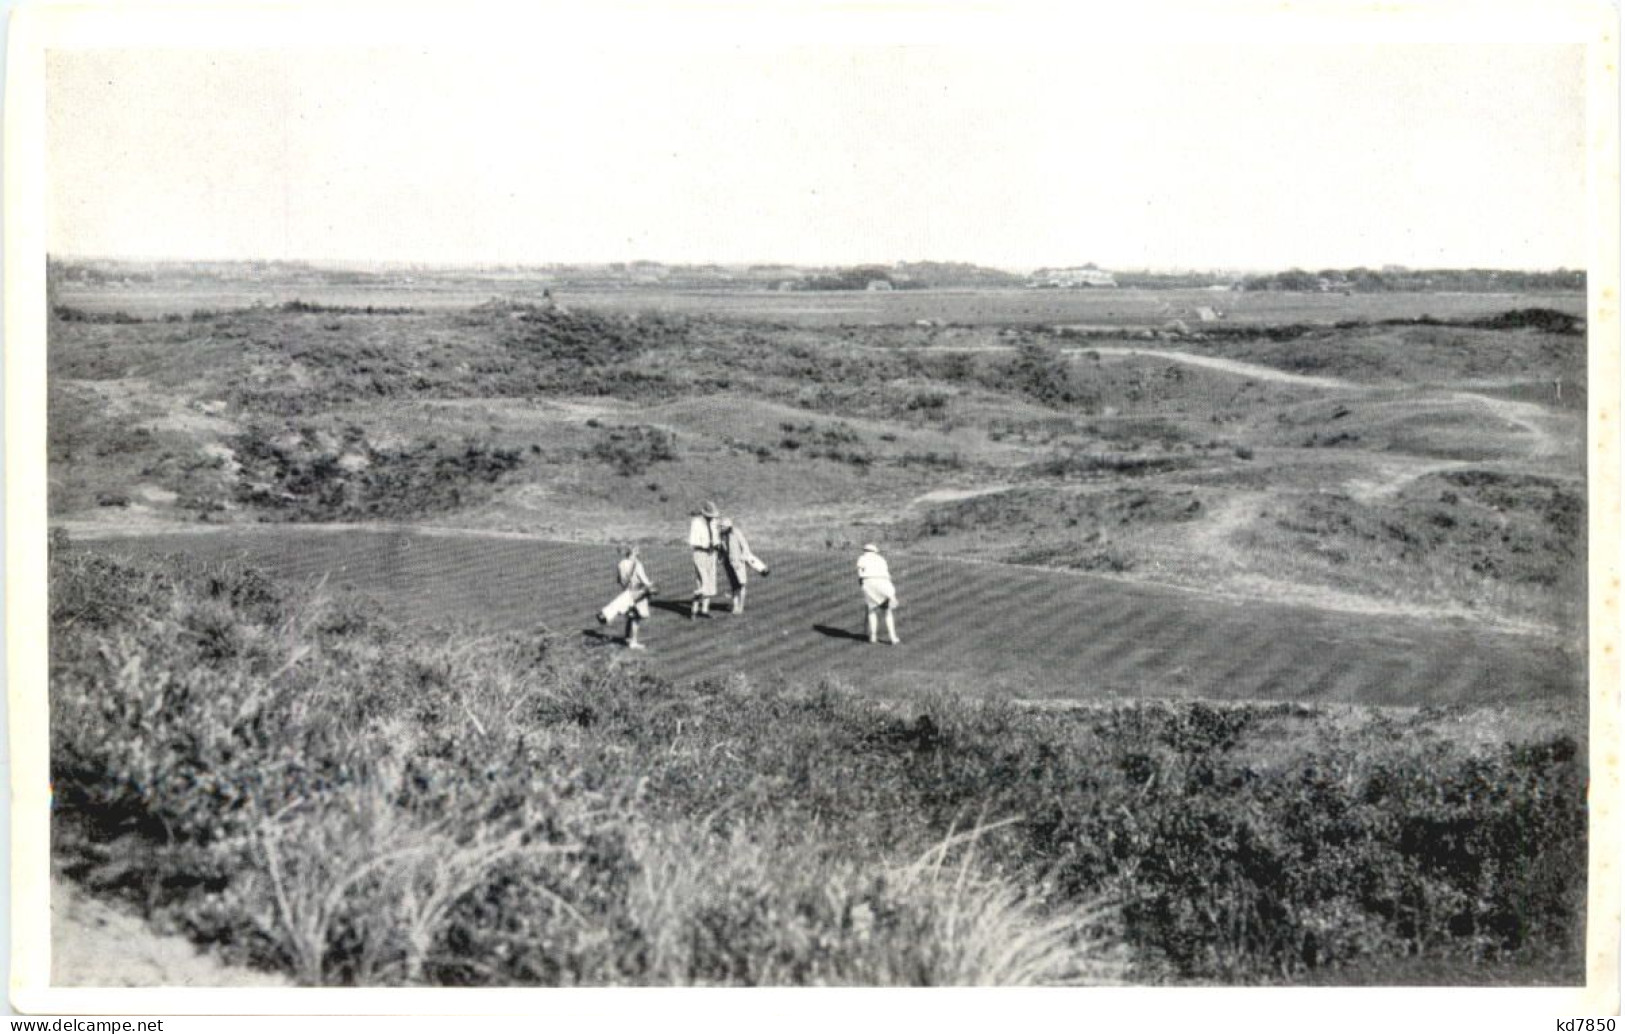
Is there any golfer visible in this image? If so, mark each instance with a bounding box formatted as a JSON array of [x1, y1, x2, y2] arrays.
[[856, 543, 900, 645], [597, 545, 657, 649], [688, 501, 721, 619], [718, 517, 769, 614]]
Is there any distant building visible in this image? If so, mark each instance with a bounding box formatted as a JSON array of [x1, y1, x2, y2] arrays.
[[1031, 267, 1118, 288], [866, 280, 894, 292]]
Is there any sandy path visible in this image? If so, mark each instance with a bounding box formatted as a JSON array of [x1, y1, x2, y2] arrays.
[[1186, 493, 1257, 559], [909, 484, 1017, 506], [864, 341, 1361, 390], [1460, 392, 1565, 459], [1340, 457, 1477, 503], [1080, 346, 1354, 389]]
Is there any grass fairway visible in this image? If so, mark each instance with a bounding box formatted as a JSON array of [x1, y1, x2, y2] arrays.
[[79, 527, 1580, 707]]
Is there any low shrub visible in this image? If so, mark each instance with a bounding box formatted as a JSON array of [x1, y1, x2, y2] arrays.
[[905, 391, 950, 416], [894, 451, 965, 471], [53, 305, 144, 324], [232, 424, 524, 520], [1030, 452, 1194, 479], [278, 299, 417, 316], [774, 422, 874, 468], [1466, 309, 1584, 335], [1120, 734, 1586, 979], [1006, 542, 1136, 572], [985, 341, 1099, 409], [588, 424, 679, 477]]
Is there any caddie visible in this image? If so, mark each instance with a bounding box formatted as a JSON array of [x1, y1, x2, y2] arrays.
[[597, 545, 657, 649], [718, 517, 769, 615]]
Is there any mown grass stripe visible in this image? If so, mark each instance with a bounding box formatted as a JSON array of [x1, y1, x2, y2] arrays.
[[1087, 604, 1170, 664], [72, 530, 1575, 708], [1291, 655, 1349, 705], [1150, 621, 1240, 696], [1192, 631, 1282, 700]]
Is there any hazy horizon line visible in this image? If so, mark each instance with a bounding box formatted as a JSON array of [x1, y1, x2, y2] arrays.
[[48, 254, 1589, 277]]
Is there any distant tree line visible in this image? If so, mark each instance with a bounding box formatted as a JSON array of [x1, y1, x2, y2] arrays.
[[892, 261, 1026, 288], [798, 262, 1027, 291], [1109, 271, 1224, 289], [1238, 267, 1584, 293], [799, 265, 913, 291], [47, 257, 1586, 294]]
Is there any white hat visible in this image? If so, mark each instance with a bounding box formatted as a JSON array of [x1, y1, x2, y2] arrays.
[[698, 500, 720, 517], [862, 543, 879, 552]]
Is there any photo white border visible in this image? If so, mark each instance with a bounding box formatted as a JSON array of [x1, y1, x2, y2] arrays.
[[6, 1, 1619, 1024]]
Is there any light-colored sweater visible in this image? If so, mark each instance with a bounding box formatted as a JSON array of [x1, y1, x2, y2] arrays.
[[688, 515, 718, 550]]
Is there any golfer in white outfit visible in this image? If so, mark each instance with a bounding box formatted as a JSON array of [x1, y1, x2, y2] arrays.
[[857, 543, 900, 645]]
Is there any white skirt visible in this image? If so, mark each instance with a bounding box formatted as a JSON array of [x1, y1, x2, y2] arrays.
[[862, 578, 897, 608]]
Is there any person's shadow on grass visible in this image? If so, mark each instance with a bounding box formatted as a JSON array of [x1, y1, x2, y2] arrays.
[[650, 599, 693, 617], [813, 624, 868, 642]]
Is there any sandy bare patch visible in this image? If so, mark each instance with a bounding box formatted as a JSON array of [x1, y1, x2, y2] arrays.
[[910, 484, 1016, 506], [1341, 457, 1475, 503], [135, 484, 179, 504], [141, 406, 239, 437], [51, 879, 289, 987], [1084, 346, 1356, 389]]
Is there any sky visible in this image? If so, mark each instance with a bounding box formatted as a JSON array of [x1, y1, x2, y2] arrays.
[[45, 34, 1592, 271]]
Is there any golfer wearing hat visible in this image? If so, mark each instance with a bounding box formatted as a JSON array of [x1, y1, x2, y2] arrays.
[[688, 501, 722, 619], [856, 543, 900, 645]]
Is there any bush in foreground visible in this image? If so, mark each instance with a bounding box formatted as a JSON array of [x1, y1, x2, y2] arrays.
[[231, 424, 525, 520], [50, 549, 1585, 985]]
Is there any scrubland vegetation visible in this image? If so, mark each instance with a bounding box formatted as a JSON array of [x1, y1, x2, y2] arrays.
[[51, 547, 1585, 986], [46, 282, 1590, 986], [44, 290, 1587, 638], [231, 424, 527, 521]]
